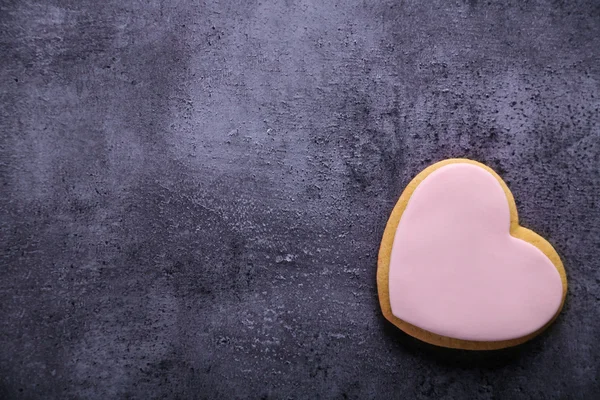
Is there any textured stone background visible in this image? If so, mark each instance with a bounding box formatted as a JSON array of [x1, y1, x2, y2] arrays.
[[1, 0, 599, 399]]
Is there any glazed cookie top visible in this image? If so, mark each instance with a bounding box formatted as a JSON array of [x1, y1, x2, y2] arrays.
[[386, 162, 564, 343]]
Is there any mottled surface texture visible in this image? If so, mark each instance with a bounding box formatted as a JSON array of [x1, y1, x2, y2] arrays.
[[1, 0, 599, 399]]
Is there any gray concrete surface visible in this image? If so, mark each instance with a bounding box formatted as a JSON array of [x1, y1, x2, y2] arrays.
[[1, 0, 599, 399]]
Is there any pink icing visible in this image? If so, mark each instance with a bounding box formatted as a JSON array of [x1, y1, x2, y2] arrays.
[[389, 163, 563, 342]]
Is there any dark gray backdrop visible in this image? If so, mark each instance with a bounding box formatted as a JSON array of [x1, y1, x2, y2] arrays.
[[1, 1, 599, 399]]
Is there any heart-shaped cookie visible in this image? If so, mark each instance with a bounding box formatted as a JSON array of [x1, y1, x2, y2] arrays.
[[377, 159, 567, 350]]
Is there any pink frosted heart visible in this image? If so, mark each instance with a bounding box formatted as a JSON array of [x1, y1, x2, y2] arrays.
[[389, 163, 564, 342]]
